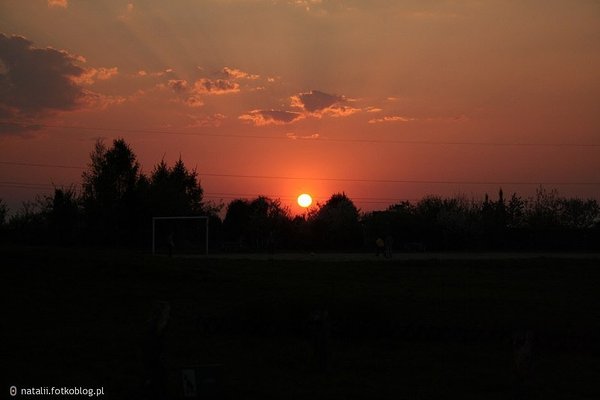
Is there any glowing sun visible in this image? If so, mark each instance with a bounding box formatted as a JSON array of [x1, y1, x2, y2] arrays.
[[297, 193, 313, 208]]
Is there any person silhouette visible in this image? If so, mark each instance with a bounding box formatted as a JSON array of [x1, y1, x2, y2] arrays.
[[167, 231, 175, 257], [375, 237, 385, 257], [385, 235, 394, 258]]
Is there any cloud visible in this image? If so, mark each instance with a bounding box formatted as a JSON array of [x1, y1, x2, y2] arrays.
[[73, 67, 118, 85], [327, 105, 360, 117], [136, 68, 174, 78], [368, 115, 416, 124], [290, 89, 359, 118], [185, 96, 204, 108], [239, 110, 304, 126], [366, 107, 383, 113], [0, 34, 90, 119], [187, 113, 226, 128], [156, 80, 203, 107], [82, 91, 126, 109], [239, 89, 359, 128], [140, 78, 204, 108], [48, 0, 67, 8], [291, 90, 343, 113], [286, 132, 320, 140], [167, 79, 189, 93], [222, 66, 259, 80], [194, 78, 240, 95]]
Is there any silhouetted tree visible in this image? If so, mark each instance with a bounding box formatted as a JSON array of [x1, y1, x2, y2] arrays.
[[81, 138, 146, 244], [44, 187, 80, 245], [363, 201, 417, 249], [310, 193, 362, 250], [507, 193, 526, 228], [148, 158, 204, 217], [0, 198, 7, 226], [527, 186, 561, 230], [557, 198, 599, 229], [7, 199, 47, 244], [223, 196, 291, 250], [481, 189, 509, 249], [414, 196, 445, 249], [437, 196, 480, 250], [223, 199, 251, 246]]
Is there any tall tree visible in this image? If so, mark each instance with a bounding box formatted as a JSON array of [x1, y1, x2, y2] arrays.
[[45, 187, 80, 245], [81, 138, 146, 243], [223, 196, 291, 250], [309, 192, 362, 250], [148, 158, 204, 217]]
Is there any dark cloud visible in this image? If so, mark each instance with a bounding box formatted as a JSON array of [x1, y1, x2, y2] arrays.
[[239, 89, 359, 128], [194, 78, 240, 95], [167, 79, 189, 93], [165, 79, 203, 107], [0, 33, 88, 119], [222, 66, 259, 80], [239, 109, 304, 126], [290, 89, 360, 117], [291, 90, 344, 113]]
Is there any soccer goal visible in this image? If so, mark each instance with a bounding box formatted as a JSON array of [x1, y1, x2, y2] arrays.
[[152, 216, 209, 256]]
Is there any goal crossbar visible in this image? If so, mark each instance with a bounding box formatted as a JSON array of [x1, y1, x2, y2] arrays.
[[152, 216, 209, 255]]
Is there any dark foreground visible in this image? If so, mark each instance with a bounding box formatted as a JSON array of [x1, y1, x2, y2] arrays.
[[4, 246, 600, 399]]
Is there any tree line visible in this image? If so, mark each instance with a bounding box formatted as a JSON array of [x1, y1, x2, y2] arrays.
[[1, 139, 599, 252]]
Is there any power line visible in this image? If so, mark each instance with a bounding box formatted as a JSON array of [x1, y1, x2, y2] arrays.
[[0, 181, 57, 188], [0, 161, 84, 170], [2, 121, 599, 147], [2, 161, 599, 186], [0, 170, 600, 186], [199, 172, 600, 186], [0, 182, 418, 204], [203, 192, 420, 203]]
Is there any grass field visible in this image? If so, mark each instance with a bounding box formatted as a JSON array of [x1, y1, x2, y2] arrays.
[[4, 246, 600, 399]]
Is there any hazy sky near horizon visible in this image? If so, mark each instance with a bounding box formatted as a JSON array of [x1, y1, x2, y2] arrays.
[[1, 0, 599, 213]]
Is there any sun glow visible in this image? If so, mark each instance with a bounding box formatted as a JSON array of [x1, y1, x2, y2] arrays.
[[297, 193, 312, 208]]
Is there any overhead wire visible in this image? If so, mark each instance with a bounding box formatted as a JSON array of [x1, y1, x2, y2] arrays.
[[1, 161, 599, 186], [2, 121, 600, 147]]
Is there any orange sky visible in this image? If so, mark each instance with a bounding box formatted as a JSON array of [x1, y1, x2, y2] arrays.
[[1, 0, 599, 215]]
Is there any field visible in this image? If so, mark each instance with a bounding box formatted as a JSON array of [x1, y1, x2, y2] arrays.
[[4, 246, 600, 399]]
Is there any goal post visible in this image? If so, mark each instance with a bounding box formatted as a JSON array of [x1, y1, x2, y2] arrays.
[[152, 216, 209, 255]]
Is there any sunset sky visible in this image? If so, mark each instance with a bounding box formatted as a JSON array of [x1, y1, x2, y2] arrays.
[[1, 0, 599, 214]]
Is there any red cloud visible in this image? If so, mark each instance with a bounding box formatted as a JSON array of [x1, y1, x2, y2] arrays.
[[194, 78, 240, 95], [290, 90, 360, 118], [327, 106, 361, 117], [291, 90, 344, 113], [239, 110, 304, 126], [222, 66, 259, 80], [167, 79, 189, 93], [286, 132, 320, 140], [185, 96, 204, 108], [368, 115, 415, 124], [73, 67, 118, 85]]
